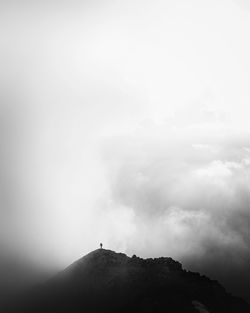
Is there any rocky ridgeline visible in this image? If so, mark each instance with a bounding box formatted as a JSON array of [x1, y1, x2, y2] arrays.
[[131, 254, 183, 271], [5, 249, 250, 313], [62, 249, 229, 296], [71, 249, 183, 271]]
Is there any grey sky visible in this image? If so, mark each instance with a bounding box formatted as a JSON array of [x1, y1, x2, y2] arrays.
[[1, 0, 250, 298]]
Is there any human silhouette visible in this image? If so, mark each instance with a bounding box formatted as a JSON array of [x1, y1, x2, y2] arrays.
[[100, 243, 103, 249]]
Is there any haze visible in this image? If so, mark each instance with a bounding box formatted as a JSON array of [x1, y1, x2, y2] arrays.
[[0, 0, 250, 299]]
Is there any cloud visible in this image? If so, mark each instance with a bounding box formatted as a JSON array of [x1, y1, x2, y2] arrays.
[[1, 0, 250, 299], [101, 121, 250, 297]]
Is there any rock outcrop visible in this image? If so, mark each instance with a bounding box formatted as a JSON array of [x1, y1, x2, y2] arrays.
[[5, 249, 250, 313]]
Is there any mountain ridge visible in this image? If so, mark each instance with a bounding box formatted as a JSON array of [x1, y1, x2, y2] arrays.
[[5, 248, 250, 313]]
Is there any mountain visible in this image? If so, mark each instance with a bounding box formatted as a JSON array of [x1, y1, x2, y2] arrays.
[[4, 249, 250, 313]]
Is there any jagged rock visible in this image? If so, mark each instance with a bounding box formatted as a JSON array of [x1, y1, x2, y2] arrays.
[[5, 249, 250, 313]]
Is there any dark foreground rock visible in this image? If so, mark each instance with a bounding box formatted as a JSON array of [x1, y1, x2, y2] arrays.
[[4, 249, 250, 313]]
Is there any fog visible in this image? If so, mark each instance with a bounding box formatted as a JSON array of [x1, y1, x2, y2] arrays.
[[0, 0, 250, 299]]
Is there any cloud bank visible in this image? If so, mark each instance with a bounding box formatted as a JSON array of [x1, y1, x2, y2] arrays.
[[1, 0, 250, 299], [100, 119, 250, 297]]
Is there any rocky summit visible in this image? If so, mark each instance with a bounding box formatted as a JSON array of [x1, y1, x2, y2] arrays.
[[5, 249, 250, 313]]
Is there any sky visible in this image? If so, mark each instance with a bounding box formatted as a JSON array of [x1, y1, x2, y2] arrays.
[[0, 0, 250, 298]]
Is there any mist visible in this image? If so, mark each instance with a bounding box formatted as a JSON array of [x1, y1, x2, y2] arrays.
[[1, 0, 250, 300], [102, 118, 250, 297]]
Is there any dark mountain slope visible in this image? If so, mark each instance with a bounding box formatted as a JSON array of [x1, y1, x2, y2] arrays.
[[5, 249, 250, 313]]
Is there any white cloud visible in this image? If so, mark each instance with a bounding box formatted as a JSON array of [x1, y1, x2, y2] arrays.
[[1, 1, 250, 298]]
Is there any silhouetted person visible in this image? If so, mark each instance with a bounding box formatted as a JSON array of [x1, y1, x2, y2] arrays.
[[100, 243, 103, 249]]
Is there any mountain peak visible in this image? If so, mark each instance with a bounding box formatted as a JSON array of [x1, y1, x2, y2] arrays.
[[64, 249, 128, 272], [79, 248, 128, 263], [6, 249, 250, 313], [62, 248, 183, 279]]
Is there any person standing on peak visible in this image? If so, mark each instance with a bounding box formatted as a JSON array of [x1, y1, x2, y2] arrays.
[[100, 243, 103, 249]]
